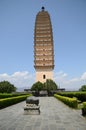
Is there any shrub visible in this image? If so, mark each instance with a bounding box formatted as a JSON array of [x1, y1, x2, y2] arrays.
[[0, 93, 30, 99], [56, 92, 86, 102], [54, 94, 78, 108], [0, 93, 13, 99], [0, 94, 31, 109], [83, 102, 86, 108], [82, 102, 86, 116]]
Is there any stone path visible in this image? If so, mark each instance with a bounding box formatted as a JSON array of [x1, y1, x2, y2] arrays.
[[0, 97, 86, 130]]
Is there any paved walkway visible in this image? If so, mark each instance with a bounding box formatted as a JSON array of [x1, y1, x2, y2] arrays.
[[0, 97, 86, 130]]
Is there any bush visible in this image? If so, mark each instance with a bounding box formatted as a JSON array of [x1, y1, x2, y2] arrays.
[[0, 94, 31, 109], [54, 94, 78, 108], [82, 102, 86, 116], [0, 93, 13, 99], [56, 92, 86, 102], [83, 102, 86, 108], [0, 93, 30, 99]]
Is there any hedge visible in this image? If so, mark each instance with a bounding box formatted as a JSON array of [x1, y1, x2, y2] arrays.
[[82, 102, 86, 116], [0, 93, 30, 99], [54, 94, 78, 108], [83, 102, 86, 108], [56, 92, 86, 102], [0, 94, 31, 109]]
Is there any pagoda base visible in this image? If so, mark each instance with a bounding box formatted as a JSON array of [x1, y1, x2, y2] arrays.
[[36, 69, 53, 83]]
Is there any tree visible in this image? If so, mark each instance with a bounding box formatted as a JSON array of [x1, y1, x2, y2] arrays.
[[79, 85, 86, 91], [31, 80, 58, 96], [31, 81, 43, 92], [0, 81, 16, 93], [44, 79, 58, 92]]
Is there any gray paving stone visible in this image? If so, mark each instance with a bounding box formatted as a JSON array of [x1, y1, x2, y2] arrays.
[[49, 124, 57, 130], [33, 126, 41, 130], [57, 128, 66, 130], [41, 125, 49, 130], [24, 126, 33, 130], [0, 97, 86, 130], [7, 127, 16, 130], [35, 121, 41, 126], [0, 127, 7, 130]]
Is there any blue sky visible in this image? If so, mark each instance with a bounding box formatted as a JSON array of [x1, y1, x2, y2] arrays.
[[0, 0, 86, 91]]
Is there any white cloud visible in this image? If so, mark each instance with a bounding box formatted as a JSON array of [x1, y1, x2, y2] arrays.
[[0, 71, 86, 91], [0, 71, 35, 91], [81, 72, 86, 80], [54, 71, 86, 91], [12, 71, 29, 77]]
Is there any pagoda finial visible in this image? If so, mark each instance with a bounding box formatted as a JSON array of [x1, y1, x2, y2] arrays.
[[41, 6, 45, 11]]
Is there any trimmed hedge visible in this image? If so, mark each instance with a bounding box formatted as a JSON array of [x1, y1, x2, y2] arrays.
[[54, 94, 78, 108], [82, 102, 86, 116], [83, 102, 86, 108], [0, 93, 13, 99], [0, 94, 31, 109], [56, 92, 86, 102], [0, 93, 29, 99]]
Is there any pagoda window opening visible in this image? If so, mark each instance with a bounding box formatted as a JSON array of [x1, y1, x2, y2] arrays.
[[43, 74, 46, 79]]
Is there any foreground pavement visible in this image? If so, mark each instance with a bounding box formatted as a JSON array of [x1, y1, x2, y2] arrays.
[[0, 97, 86, 130]]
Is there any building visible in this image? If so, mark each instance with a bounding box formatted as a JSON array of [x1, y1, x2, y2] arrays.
[[34, 7, 54, 83]]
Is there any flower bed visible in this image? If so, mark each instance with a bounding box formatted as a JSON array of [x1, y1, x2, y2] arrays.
[[54, 94, 78, 108]]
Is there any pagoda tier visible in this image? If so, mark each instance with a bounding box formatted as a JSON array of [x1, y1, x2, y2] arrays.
[[34, 7, 54, 70]]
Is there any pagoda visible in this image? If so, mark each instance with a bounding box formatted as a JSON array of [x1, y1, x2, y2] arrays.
[[34, 7, 54, 83]]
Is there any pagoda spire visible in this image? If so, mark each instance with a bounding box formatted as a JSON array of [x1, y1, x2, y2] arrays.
[[41, 6, 45, 11]]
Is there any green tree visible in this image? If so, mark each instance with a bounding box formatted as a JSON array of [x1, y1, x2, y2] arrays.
[[0, 81, 16, 93], [31, 81, 43, 92], [44, 79, 58, 92], [79, 85, 86, 91]]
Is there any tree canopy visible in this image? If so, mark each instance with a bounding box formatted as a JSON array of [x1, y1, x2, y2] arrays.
[[31, 79, 58, 92], [0, 81, 16, 93], [44, 79, 58, 92], [79, 85, 86, 91], [31, 81, 43, 92]]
